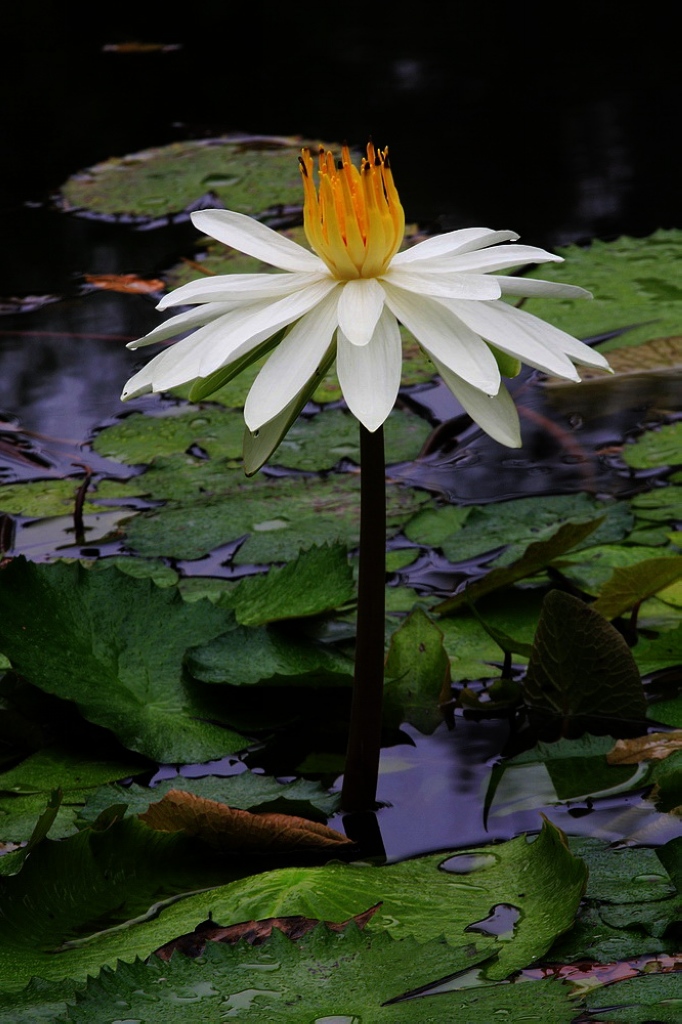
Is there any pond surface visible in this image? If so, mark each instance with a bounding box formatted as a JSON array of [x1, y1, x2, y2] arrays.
[[2, 196, 680, 867]]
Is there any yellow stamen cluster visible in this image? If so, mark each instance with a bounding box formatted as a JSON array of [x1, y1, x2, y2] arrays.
[[299, 142, 405, 280]]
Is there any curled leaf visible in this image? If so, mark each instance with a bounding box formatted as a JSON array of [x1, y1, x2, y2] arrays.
[[140, 790, 352, 852]]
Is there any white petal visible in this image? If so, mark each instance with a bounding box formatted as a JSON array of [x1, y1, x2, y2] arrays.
[[336, 308, 402, 431], [392, 228, 519, 265], [191, 209, 324, 273], [382, 283, 500, 395], [243, 353, 336, 476], [157, 270, 327, 309], [123, 280, 338, 397], [122, 326, 215, 399], [127, 302, 237, 349], [194, 280, 337, 378], [441, 297, 582, 380], [432, 357, 522, 448], [336, 278, 386, 346], [493, 302, 611, 370], [422, 245, 563, 275], [497, 277, 592, 300], [383, 266, 501, 300], [244, 291, 339, 431]]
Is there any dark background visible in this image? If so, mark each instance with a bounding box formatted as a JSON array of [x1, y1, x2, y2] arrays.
[[3, 5, 680, 245]]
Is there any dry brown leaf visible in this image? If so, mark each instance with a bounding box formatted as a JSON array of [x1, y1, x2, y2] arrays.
[[84, 273, 165, 294], [139, 789, 352, 851], [606, 730, 682, 765], [155, 904, 381, 960]]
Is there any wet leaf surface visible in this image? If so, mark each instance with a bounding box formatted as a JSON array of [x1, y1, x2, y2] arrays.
[[59, 928, 578, 1024]]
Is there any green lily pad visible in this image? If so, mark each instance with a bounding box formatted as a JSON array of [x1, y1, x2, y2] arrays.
[[58, 135, 330, 220], [186, 623, 353, 687], [268, 407, 431, 471], [78, 771, 340, 825], [590, 555, 682, 619], [437, 591, 541, 681], [437, 518, 605, 613], [622, 421, 682, 469], [586, 972, 682, 1024], [0, 478, 123, 519], [556, 543, 680, 594], [0, 818, 585, 994], [523, 230, 682, 351], [92, 407, 245, 464], [407, 493, 630, 567], [124, 471, 430, 565], [61, 928, 577, 1024], [486, 736, 642, 826], [0, 746, 145, 796], [551, 838, 681, 964]]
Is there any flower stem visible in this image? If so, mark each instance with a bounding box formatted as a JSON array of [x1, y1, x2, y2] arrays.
[[341, 422, 386, 812]]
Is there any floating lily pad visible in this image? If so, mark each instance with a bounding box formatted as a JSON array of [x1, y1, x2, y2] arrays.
[[0, 478, 121, 519], [406, 493, 631, 567], [622, 421, 682, 470], [57, 135, 331, 221], [384, 607, 451, 733], [79, 772, 340, 825], [268, 407, 431, 471], [124, 470, 430, 565], [523, 230, 682, 351], [555, 543, 680, 594], [92, 407, 245, 464], [62, 928, 577, 1024]]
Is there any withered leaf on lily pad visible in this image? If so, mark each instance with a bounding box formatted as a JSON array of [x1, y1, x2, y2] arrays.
[[606, 731, 682, 765], [140, 790, 352, 852], [155, 903, 380, 960]]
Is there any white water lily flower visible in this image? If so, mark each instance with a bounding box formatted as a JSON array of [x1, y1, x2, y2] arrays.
[[122, 142, 610, 472]]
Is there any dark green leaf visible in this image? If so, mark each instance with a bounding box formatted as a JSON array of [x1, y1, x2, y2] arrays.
[[523, 590, 646, 719], [0, 559, 248, 762], [228, 543, 354, 625], [384, 607, 451, 733]]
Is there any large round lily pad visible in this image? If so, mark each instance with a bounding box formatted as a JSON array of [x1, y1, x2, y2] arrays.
[[57, 134, 332, 222]]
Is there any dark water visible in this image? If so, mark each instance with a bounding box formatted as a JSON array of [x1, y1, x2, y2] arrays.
[[1, 13, 680, 858]]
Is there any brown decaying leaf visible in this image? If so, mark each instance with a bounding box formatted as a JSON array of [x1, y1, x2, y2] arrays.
[[83, 273, 165, 294], [606, 730, 682, 765], [155, 904, 381, 961], [139, 789, 352, 851]]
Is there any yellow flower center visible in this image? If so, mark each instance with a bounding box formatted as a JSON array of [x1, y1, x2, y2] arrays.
[[299, 142, 405, 280]]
